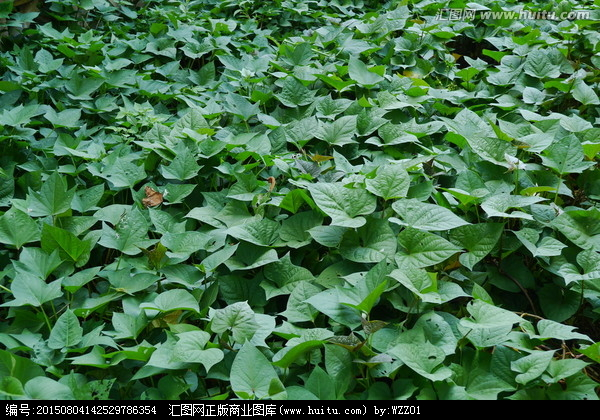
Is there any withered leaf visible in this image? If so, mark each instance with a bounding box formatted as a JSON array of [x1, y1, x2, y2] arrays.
[[142, 186, 163, 207]]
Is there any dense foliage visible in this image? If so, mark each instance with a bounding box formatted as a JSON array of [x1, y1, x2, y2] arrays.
[[1, 0, 599, 400]]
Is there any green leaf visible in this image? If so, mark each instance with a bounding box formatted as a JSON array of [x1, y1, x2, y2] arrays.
[[513, 228, 567, 257], [209, 301, 258, 343], [279, 189, 315, 214], [263, 253, 315, 298], [200, 243, 238, 273], [538, 284, 580, 322], [1, 273, 62, 307], [577, 343, 600, 363], [395, 227, 462, 268], [314, 73, 355, 92], [26, 172, 76, 217], [551, 209, 600, 251], [460, 300, 523, 330], [65, 72, 104, 100], [388, 340, 452, 381], [544, 359, 589, 383], [280, 282, 321, 322], [0, 104, 42, 126], [41, 224, 91, 265], [305, 366, 336, 399], [141, 289, 200, 314], [571, 79, 600, 105], [225, 93, 260, 121], [450, 223, 504, 270], [391, 199, 470, 231], [24, 377, 75, 400], [0, 376, 25, 398], [356, 107, 388, 136], [541, 135, 595, 175], [0, 207, 40, 249], [316, 95, 352, 119], [98, 206, 154, 255], [511, 350, 555, 385], [173, 331, 224, 372], [105, 269, 160, 295], [524, 50, 561, 79], [108, 313, 148, 340], [388, 267, 441, 304], [547, 375, 599, 400], [0, 349, 44, 385], [71, 184, 104, 213], [348, 56, 385, 87], [101, 158, 147, 190], [230, 342, 282, 400], [481, 194, 546, 220], [224, 242, 279, 271], [339, 217, 396, 263], [276, 77, 316, 107], [34, 48, 63, 73], [48, 310, 83, 349], [160, 146, 202, 181], [314, 115, 358, 146], [308, 225, 346, 247], [533, 319, 592, 342], [377, 122, 419, 146], [305, 288, 362, 329], [272, 340, 325, 369], [441, 108, 493, 143], [173, 108, 210, 132], [226, 218, 280, 247], [413, 312, 458, 357], [161, 231, 211, 260], [308, 182, 376, 228], [44, 108, 81, 128], [365, 164, 410, 200], [279, 211, 322, 248]]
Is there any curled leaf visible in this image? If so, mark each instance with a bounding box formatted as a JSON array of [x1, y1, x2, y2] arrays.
[[267, 176, 276, 192]]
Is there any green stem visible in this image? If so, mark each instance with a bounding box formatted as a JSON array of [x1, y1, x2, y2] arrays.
[[40, 305, 53, 333], [553, 174, 563, 204]]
